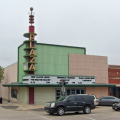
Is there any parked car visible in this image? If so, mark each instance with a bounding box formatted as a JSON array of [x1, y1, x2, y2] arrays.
[[112, 103, 120, 111], [44, 94, 95, 116], [98, 96, 120, 106], [90, 95, 99, 106]]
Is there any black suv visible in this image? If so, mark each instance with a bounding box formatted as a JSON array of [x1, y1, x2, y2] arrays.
[[44, 95, 95, 116]]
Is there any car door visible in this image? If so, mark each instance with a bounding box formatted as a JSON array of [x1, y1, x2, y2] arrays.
[[75, 96, 84, 110], [106, 97, 115, 105], [99, 97, 108, 105], [66, 96, 78, 111]]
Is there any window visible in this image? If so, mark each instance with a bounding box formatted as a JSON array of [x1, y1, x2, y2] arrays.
[[101, 97, 108, 99], [67, 90, 70, 95], [107, 97, 115, 99], [55, 88, 86, 100], [91, 96, 95, 99], [71, 89, 75, 95], [76, 89, 80, 94], [56, 89, 61, 100], [67, 96, 75, 101], [81, 89, 85, 94], [76, 96, 83, 101], [11, 89, 17, 98], [57, 96, 68, 101], [56, 90, 60, 96], [110, 87, 120, 98]]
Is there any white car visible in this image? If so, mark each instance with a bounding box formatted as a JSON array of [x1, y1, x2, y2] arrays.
[[90, 95, 99, 106]]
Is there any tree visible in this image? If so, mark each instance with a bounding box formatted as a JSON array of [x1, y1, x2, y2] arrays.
[[0, 66, 4, 83]]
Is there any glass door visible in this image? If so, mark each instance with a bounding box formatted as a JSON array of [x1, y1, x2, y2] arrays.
[[56, 88, 86, 100], [56, 89, 61, 100], [81, 89, 85, 94]]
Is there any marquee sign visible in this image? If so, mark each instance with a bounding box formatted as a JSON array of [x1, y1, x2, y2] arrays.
[[23, 8, 37, 73], [23, 75, 95, 85]]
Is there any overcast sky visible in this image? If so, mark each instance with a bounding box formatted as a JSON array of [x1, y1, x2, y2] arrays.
[[1, 0, 120, 68]]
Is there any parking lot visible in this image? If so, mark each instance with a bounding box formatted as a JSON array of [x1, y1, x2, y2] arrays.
[[0, 105, 120, 120]]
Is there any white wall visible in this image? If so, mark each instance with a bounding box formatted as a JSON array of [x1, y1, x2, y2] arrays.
[[34, 87, 55, 105], [18, 87, 29, 104]]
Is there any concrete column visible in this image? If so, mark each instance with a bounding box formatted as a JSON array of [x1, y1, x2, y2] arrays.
[[8, 87, 10, 100], [108, 87, 110, 96]]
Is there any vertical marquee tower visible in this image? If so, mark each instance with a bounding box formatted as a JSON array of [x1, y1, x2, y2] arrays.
[[23, 7, 37, 104], [23, 7, 37, 74]]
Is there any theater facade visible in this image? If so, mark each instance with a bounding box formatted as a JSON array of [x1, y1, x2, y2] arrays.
[[1, 8, 116, 104]]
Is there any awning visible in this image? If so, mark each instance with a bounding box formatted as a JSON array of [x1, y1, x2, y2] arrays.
[[2, 83, 116, 87], [116, 84, 120, 87]]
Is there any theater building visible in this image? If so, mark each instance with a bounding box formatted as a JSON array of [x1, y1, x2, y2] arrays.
[[1, 8, 116, 104]]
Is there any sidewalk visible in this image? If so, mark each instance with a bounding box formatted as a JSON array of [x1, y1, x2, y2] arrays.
[[0, 99, 44, 111]]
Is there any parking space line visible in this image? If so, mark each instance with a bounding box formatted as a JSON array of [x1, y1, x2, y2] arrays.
[[84, 117, 96, 120], [28, 112, 52, 120]]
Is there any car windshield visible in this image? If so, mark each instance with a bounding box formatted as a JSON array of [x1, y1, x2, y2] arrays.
[[57, 96, 68, 101]]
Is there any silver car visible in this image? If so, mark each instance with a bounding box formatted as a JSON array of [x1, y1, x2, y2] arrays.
[[98, 96, 120, 106]]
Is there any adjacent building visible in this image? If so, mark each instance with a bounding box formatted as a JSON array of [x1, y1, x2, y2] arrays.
[[108, 65, 120, 98]]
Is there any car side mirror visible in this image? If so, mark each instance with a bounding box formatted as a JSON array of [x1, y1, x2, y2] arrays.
[[67, 99, 71, 102]]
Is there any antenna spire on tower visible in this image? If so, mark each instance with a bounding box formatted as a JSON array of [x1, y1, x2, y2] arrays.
[[29, 7, 34, 25]]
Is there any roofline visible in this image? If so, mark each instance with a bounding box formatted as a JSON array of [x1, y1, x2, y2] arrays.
[[18, 42, 86, 50], [18, 43, 24, 48], [109, 65, 120, 67], [4, 62, 17, 69], [36, 42, 86, 50]]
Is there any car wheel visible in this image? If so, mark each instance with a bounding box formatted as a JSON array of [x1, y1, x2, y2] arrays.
[[114, 106, 118, 111], [83, 106, 91, 114], [115, 108, 118, 111], [57, 107, 65, 116]]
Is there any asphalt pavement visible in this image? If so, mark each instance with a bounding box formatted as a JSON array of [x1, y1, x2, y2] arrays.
[[0, 99, 120, 120]]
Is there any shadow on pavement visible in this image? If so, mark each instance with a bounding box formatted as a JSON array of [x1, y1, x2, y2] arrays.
[[29, 108, 44, 111], [45, 112, 85, 116], [1, 106, 19, 109]]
